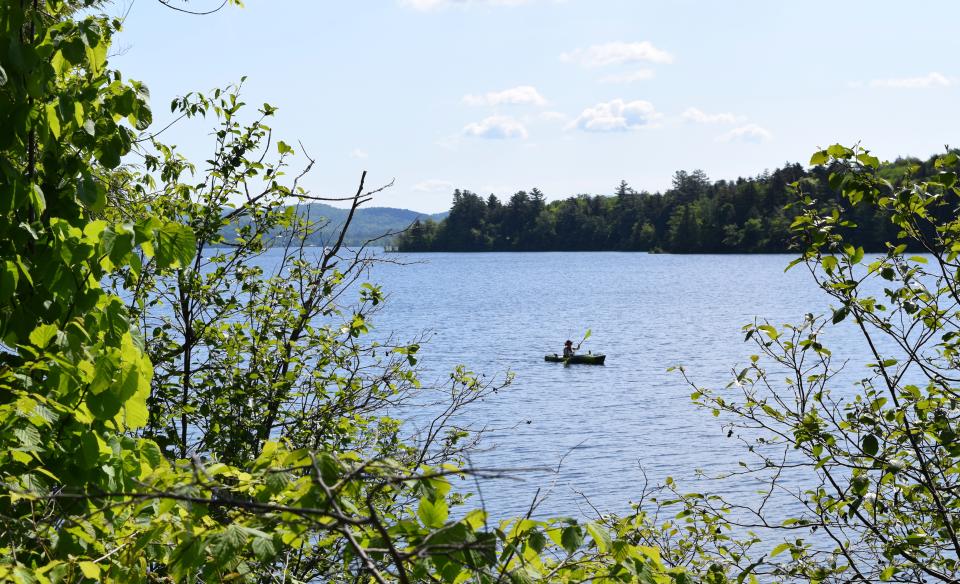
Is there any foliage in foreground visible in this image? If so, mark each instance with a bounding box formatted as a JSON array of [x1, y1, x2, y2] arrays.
[[675, 145, 960, 582], [0, 2, 693, 582]]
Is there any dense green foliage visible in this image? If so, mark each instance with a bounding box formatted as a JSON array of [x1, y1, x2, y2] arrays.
[[396, 159, 943, 253], [676, 145, 960, 582]]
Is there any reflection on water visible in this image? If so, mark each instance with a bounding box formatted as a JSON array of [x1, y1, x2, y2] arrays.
[[347, 251, 880, 519]]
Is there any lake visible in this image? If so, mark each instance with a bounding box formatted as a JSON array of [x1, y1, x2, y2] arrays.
[[348, 251, 878, 520]]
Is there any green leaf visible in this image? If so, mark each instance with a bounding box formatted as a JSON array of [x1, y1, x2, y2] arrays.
[[560, 525, 583, 555], [152, 222, 196, 269], [585, 521, 611, 553], [210, 524, 248, 566], [757, 324, 779, 340], [77, 175, 106, 211], [84, 39, 108, 76], [827, 144, 852, 158], [14, 426, 40, 448], [850, 246, 864, 264], [86, 388, 122, 421], [122, 385, 149, 429], [862, 434, 879, 457], [29, 324, 58, 348], [251, 533, 277, 562], [831, 306, 849, 324], [139, 439, 163, 470], [527, 529, 546, 553], [935, 172, 957, 188], [856, 152, 880, 169], [0, 260, 18, 301], [45, 102, 61, 138], [770, 542, 791, 557], [78, 561, 100, 579], [12, 566, 38, 584], [15, 256, 32, 287], [80, 431, 100, 467], [418, 497, 448, 529], [29, 184, 46, 215], [170, 537, 204, 581], [95, 134, 124, 169], [809, 150, 828, 165]]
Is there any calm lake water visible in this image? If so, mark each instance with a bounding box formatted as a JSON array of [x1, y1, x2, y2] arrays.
[[348, 251, 878, 520]]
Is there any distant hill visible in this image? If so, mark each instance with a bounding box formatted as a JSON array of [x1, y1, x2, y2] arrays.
[[225, 203, 447, 247], [295, 203, 447, 246]]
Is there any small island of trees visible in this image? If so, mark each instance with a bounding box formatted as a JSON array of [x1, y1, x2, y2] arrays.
[[397, 158, 942, 253]]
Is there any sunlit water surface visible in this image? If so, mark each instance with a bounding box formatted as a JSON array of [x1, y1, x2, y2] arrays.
[[257, 250, 889, 520]]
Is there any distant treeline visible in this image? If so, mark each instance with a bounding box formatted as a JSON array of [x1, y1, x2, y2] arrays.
[[396, 156, 939, 253]]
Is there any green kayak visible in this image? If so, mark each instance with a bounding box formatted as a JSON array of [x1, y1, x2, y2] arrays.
[[544, 353, 606, 365]]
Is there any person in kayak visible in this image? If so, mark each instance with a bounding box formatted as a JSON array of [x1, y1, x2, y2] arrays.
[[563, 340, 575, 358]]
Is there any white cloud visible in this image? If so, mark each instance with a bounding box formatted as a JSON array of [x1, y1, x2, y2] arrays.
[[413, 179, 456, 192], [463, 85, 547, 107], [867, 72, 954, 89], [682, 107, 740, 124], [350, 148, 368, 159], [599, 69, 656, 84], [569, 99, 662, 132], [401, 0, 533, 10], [561, 42, 673, 68], [463, 115, 528, 139], [717, 123, 772, 143]]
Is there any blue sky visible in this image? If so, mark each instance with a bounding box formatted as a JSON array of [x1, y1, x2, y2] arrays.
[[116, 0, 960, 212]]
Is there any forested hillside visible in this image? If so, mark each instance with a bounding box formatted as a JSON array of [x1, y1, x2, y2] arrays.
[[397, 156, 937, 252], [224, 203, 446, 246]]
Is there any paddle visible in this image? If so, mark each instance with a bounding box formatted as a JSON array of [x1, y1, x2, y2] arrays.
[[575, 328, 591, 351]]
